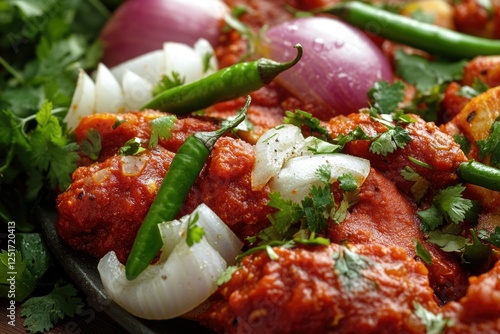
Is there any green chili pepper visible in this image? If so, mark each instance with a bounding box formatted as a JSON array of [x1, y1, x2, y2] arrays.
[[125, 97, 251, 280], [141, 44, 302, 113], [458, 161, 500, 191], [319, 1, 500, 59]]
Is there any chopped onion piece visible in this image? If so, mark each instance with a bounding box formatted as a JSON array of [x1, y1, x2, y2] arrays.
[[110, 50, 164, 84], [122, 71, 153, 110], [64, 70, 95, 131], [163, 42, 204, 85], [98, 204, 243, 320], [94, 63, 125, 114], [270, 154, 371, 203], [193, 38, 218, 77], [251, 124, 307, 190]]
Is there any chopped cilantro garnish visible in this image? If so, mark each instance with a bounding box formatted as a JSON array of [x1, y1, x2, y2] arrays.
[[401, 166, 430, 202], [338, 173, 358, 192], [119, 137, 146, 156], [368, 80, 405, 114], [476, 118, 500, 167], [414, 239, 433, 265], [185, 213, 205, 247], [457, 78, 489, 98], [21, 284, 84, 333], [266, 192, 303, 235], [302, 185, 331, 233], [487, 226, 500, 247], [148, 115, 177, 148], [152, 72, 185, 96], [283, 110, 331, 142], [332, 246, 373, 291], [453, 134, 471, 156], [369, 126, 412, 156], [217, 265, 239, 286], [80, 128, 102, 160], [413, 302, 453, 334], [418, 184, 475, 231]]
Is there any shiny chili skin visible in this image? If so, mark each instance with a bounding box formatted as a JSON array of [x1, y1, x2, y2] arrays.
[[321, 1, 500, 59], [140, 45, 302, 114], [125, 97, 251, 280], [458, 160, 500, 191]]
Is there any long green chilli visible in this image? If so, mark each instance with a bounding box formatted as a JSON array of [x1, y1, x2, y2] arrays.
[[458, 161, 500, 191], [125, 97, 251, 280], [141, 44, 302, 113], [320, 1, 500, 59]]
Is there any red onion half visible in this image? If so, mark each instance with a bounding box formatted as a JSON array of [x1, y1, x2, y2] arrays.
[[100, 0, 228, 67], [261, 17, 393, 119]]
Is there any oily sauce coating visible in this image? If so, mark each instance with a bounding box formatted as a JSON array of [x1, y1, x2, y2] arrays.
[[199, 243, 438, 334], [56, 146, 174, 263]]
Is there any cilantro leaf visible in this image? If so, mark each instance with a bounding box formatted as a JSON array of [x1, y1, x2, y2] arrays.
[[148, 115, 177, 148], [457, 78, 489, 99], [332, 246, 372, 291], [395, 50, 466, 93], [283, 110, 331, 141], [413, 302, 453, 334], [414, 239, 433, 265], [487, 226, 500, 247], [152, 72, 185, 96], [80, 128, 102, 160], [369, 126, 411, 156], [427, 230, 468, 253], [462, 229, 491, 265], [266, 192, 303, 235], [368, 80, 405, 114], [418, 205, 444, 232], [217, 265, 239, 286], [29, 101, 79, 191], [119, 137, 146, 156], [332, 126, 371, 150], [21, 284, 83, 333], [302, 185, 332, 233], [434, 185, 473, 224], [453, 134, 471, 156], [476, 119, 500, 167], [186, 213, 205, 247], [338, 173, 358, 192], [401, 166, 430, 202]]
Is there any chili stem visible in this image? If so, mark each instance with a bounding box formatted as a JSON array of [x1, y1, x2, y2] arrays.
[[319, 1, 500, 59], [125, 97, 251, 280], [458, 161, 500, 191], [141, 45, 302, 114]]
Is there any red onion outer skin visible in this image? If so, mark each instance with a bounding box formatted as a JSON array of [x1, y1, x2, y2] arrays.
[[263, 17, 393, 119], [100, 0, 228, 67]]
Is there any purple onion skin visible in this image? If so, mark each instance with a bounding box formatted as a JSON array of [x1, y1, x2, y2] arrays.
[[100, 0, 228, 67], [263, 17, 393, 119]]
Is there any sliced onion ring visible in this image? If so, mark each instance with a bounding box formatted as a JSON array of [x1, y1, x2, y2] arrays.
[[98, 204, 243, 320]]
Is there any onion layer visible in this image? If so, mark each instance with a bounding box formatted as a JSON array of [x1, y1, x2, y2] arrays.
[[98, 204, 243, 320], [99, 0, 228, 67], [261, 17, 393, 119]]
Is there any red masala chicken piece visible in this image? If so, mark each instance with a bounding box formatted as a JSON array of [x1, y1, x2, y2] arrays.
[[56, 146, 174, 263], [329, 168, 469, 303], [326, 112, 467, 196], [199, 243, 438, 334], [183, 136, 273, 239], [74, 111, 217, 165], [443, 260, 500, 333]]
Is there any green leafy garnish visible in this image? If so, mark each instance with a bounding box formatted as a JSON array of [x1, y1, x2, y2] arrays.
[[80, 128, 102, 160], [368, 80, 405, 114], [476, 118, 500, 167], [369, 126, 412, 156], [185, 213, 205, 247], [414, 239, 433, 265], [418, 185, 475, 231], [217, 265, 239, 286], [338, 173, 358, 192], [21, 284, 84, 333], [457, 78, 489, 98], [487, 226, 500, 247], [148, 115, 177, 148], [332, 246, 373, 291], [453, 134, 471, 156], [119, 137, 146, 156], [284, 110, 331, 141], [401, 166, 430, 202], [413, 302, 453, 334], [152, 72, 185, 96]]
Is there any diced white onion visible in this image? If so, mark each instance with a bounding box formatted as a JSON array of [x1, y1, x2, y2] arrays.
[[64, 70, 95, 131], [193, 38, 218, 76], [122, 70, 153, 110], [251, 124, 307, 190], [98, 204, 243, 320], [94, 63, 125, 114], [121, 155, 148, 176], [270, 154, 371, 203], [163, 42, 204, 85]]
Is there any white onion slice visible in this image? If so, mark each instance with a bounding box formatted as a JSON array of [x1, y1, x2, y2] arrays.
[[251, 124, 307, 190], [98, 204, 243, 320], [94, 63, 125, 114], [64, 70, 95, 131], [163, 42, 204, 85], [122, 71, 153, 110], [193, 38, 218, 76], [270, 154, 371, 203], [110, 49, 164, 84]]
